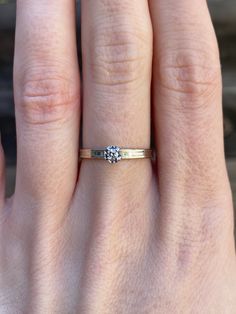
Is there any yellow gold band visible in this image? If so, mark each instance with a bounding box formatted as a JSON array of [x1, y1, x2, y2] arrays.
[[80, 146, 153, 164]]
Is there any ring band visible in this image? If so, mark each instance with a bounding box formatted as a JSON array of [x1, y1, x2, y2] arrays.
[[80, 145, 153, 164]]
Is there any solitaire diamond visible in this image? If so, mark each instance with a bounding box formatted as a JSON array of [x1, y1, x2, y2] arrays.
[[104, 146, 122, 164]]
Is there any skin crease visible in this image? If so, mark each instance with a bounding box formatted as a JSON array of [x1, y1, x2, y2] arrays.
[[0, 0, 236, 313]]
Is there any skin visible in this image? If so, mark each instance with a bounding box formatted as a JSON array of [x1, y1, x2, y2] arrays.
[[0, 0, 236, 313]]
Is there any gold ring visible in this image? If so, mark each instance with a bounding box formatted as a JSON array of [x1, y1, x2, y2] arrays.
[[80, 145, 153, 164]]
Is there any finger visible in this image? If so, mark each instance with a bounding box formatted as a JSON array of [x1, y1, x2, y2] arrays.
[[77, 0, 155, 231], [13, 0, 80, 225], [149, 1, 233, 233], [150, 0, 228, 193], [73, 1, 155, 234], [80, 0, 153, 185]]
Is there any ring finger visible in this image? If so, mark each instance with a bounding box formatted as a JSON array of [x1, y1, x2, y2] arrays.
[[81, 0, 152, 149], [75, 0, 154, 226]]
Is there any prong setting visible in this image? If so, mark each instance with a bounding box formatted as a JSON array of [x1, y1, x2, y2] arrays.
[[104, 146, 122, 164]]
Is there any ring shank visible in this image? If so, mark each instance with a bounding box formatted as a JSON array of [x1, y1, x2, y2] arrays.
[[80, 149, 153, 160]]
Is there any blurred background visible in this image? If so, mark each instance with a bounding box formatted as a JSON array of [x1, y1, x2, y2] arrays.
[[0, 1, 235, 211]]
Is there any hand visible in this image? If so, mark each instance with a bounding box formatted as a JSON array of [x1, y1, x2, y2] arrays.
[[1, 0, 236, 313]]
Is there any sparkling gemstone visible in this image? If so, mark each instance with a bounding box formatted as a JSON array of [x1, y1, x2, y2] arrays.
[[104, 145, 122, 164]]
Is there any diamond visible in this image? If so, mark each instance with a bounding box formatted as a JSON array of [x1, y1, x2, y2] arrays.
[[104, 146, 122, 164]]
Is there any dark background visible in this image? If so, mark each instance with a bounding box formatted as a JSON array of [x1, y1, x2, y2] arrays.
[[0, 0, 235, 210]]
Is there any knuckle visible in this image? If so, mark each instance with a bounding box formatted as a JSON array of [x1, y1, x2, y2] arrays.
[[89, 20, 151, 89], [159, 49, 221, 110], [19, 71, 79, 125]]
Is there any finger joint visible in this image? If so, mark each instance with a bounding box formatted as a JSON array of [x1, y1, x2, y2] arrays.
[[89, 19, 151, 91], [158, 49, 221, 112], [19, 71, 79, 125]]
